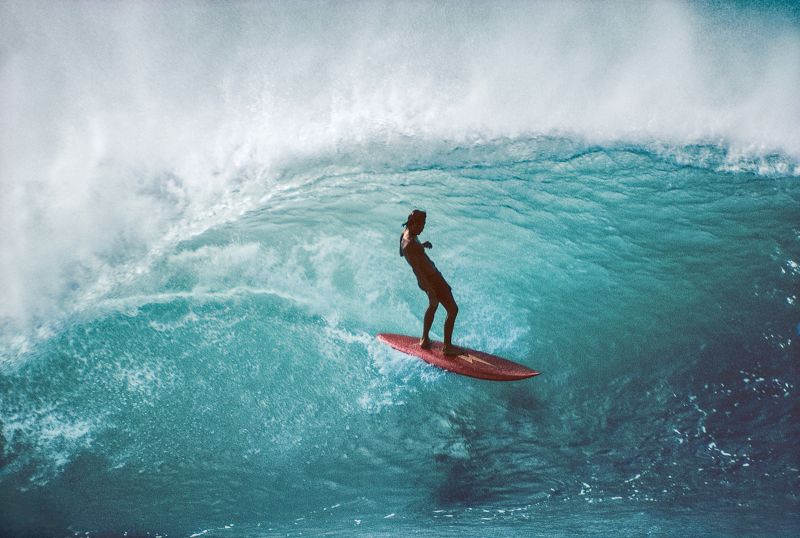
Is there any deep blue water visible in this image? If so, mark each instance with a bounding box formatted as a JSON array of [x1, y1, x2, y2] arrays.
[[2, 2, 799, 536]]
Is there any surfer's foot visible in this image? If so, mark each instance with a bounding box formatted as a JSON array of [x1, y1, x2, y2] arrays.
[[442, 344, 461, 356], [419, 337, 431, 349]]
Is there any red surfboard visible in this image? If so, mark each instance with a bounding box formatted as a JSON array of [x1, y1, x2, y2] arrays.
[[376, 333, 540, 381]]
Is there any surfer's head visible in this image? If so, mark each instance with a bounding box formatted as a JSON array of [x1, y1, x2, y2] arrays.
[[403, 209, 426, 235]]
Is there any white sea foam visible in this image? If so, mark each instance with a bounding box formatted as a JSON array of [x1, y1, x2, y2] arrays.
[[1, 0, 798, 356]]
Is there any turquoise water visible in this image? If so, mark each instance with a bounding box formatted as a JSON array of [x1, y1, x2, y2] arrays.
[[2, 2, 799, 536]]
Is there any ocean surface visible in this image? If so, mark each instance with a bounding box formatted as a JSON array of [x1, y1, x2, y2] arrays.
[[1, 1, 799, 536]]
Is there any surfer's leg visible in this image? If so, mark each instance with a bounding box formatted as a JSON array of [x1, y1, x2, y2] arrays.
[[440, 287, 459, 355], [421, 289, 438, 349]]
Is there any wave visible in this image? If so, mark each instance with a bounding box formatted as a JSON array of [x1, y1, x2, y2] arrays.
[[2, 3, 799, 534], [2, 0, 799, 357], [2, 158, 798, 534], [1, 134, 798, 366]]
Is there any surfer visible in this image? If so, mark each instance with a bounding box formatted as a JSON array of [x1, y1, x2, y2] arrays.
[[400, 209, 460, 356]]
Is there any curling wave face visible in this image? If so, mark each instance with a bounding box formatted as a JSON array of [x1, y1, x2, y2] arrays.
[[2, 0, 800, 345], [2, 136, 799, 535]]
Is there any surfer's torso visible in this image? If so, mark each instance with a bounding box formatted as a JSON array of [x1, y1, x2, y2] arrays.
[[400, 231, 450, 293]]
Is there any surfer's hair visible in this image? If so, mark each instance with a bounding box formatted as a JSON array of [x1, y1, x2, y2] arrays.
[[402, 209, 426, 227]]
